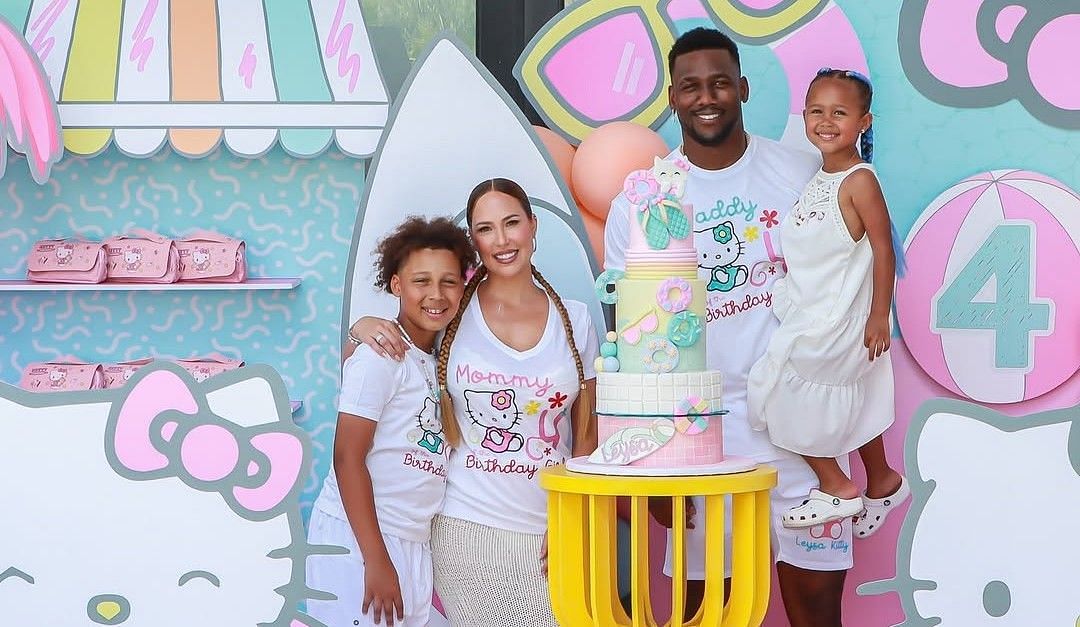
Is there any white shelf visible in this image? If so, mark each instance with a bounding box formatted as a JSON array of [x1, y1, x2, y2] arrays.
[[0, 278, 301, 292]]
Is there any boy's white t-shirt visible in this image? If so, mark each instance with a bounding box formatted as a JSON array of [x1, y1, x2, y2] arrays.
[[314, 344, 449, 543], [605, 135, 820, 460], [441, 293, 599, 534]]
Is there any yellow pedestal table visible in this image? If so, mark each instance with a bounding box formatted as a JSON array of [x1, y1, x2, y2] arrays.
[[539, 465, 777, 627]]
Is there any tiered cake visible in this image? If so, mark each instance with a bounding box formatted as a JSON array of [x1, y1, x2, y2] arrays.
[[576, 158, 730, 474]]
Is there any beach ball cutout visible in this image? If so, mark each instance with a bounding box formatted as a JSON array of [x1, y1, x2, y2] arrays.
[[896, 170, 1080, 404]]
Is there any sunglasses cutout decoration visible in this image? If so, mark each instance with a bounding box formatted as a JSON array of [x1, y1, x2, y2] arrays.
[[513, 0, 833, 143], [620, 309, 660, 345]]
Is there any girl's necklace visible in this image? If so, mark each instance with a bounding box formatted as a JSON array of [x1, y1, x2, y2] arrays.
[[395, 320, 439, 401]]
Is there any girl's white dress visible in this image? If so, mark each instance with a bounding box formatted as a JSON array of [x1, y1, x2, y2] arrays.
[[748, 163, 894, 457]]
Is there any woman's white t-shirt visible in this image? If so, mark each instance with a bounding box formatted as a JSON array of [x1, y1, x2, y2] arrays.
[[441, 293, 599, 534], [313, 344, 449, 543]]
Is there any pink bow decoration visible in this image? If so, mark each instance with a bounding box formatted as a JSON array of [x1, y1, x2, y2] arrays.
[[107, 369, 304, 521]]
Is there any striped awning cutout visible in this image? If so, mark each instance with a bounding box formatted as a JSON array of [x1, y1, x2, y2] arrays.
[[0, 0, 389, 158]]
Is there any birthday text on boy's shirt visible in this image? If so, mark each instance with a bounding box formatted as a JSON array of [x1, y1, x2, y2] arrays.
[[706, 290, 773, 323], [464, 454, 561, 480], [402, 452, 447, 478], [455, 364, 555, 398]]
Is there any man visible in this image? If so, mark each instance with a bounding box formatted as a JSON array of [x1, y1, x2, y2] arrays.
[[604, 28, 850, 626]]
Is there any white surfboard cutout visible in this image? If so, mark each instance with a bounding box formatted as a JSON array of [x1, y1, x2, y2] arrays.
[[343, 35, 604, 336]]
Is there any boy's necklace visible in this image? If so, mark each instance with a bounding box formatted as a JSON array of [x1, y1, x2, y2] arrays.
[[394, 319, 439, 401]]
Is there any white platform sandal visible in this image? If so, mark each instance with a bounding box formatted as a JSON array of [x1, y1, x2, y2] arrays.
[[854, 475, 911, 539], [782, 489, 865, 529]]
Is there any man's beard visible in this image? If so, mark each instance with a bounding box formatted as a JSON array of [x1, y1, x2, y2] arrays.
[[680, 114, 737, 147]]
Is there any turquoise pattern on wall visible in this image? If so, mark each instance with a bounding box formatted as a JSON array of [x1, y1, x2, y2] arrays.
[[0, 147, 362, 518]]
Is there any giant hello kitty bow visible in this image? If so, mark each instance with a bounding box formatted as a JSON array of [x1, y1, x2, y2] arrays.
[[106, 369, 303, 522]]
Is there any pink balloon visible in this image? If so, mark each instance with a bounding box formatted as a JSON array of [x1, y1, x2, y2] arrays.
[[533, 125, 576, 187], [571, 121, 669, 221]]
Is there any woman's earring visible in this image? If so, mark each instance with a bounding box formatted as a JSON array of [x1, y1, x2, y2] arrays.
[[533, 236, 538, 251]]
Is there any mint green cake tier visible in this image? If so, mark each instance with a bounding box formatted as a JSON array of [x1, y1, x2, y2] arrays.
[[614, 277, 707, 374]]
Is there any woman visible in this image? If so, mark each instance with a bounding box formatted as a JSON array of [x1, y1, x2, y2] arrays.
[[348, 178, 598, 626]]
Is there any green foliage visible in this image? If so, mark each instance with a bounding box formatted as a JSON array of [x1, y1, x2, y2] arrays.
[[361, 0, 475, 60]]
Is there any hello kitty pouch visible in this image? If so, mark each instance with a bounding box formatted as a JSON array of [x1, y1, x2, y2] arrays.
[[104, 229, 180, 283], [175, 354, 245, 382], [26, 239, 108, 283], [102, 358, 155, 389], [177, 231, 247, 283], [19, 357, 105, 392]]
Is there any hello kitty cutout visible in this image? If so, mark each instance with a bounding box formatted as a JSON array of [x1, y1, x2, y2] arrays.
[[859, 399, 1080, 624], [0, 363, 329, 626], [900, 1, 1080, 129]]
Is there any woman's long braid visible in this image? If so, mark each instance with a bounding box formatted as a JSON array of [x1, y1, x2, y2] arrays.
[[437, 265, 487, 447], [531, 267, 592, 447]]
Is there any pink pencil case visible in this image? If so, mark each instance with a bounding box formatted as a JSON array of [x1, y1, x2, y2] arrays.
[[175, 354, 244, 382], [26, 239, 108, 284], [19, 357, 105, 392], [104, 229, 180, 283], [177, 230, 247, 283], [102, 358, 155, 389]]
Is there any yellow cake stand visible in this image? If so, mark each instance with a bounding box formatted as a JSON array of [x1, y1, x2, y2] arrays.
[[540, 465, 777, 627]]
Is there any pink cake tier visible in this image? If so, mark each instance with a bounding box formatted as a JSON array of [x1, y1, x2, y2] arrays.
[[589, 371, 724, 469]]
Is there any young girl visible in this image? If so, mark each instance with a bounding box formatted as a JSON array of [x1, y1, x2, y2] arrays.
[[747, 68, 910, 536], [307, 217, 474, 626], [351, 178, 599, 626]]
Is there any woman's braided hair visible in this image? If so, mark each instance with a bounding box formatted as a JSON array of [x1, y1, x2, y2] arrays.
[[436, 178, 591, 448]]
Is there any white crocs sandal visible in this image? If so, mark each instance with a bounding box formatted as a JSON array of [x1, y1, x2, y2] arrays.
[[782, 489, 865, 529], [854, 475, 911, 539]]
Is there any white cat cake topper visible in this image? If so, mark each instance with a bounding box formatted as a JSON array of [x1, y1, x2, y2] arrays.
[[622, 157, 693, 250], [0, 363, 334, 626]]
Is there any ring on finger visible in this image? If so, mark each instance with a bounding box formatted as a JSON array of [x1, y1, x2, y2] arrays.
[[374, 333, 384, 344]]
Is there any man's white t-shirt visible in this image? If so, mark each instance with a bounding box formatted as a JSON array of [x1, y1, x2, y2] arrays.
[[314, 344, 449, 543], [605, 135, 819, 461], [441, 293, 599, 534]]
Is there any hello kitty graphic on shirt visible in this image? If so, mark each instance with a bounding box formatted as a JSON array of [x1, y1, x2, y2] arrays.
[[698, 221, 749, 292], [123, 249, 142, 271], [407, 397, 445, 455], [55, 243, 74, 265], [464, 389, 525, 454]]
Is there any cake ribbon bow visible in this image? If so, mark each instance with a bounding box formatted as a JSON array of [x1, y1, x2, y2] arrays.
[[106, 369, 303, 520]]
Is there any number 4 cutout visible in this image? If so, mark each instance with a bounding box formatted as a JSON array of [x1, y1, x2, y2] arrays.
[[932, 221, 1054, 370]]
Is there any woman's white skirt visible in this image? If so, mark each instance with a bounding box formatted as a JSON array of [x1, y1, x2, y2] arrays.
[[431, 514, 558, 627]]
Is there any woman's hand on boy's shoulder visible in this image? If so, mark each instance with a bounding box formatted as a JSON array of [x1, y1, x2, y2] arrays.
[[349, 316, 408, 361]]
